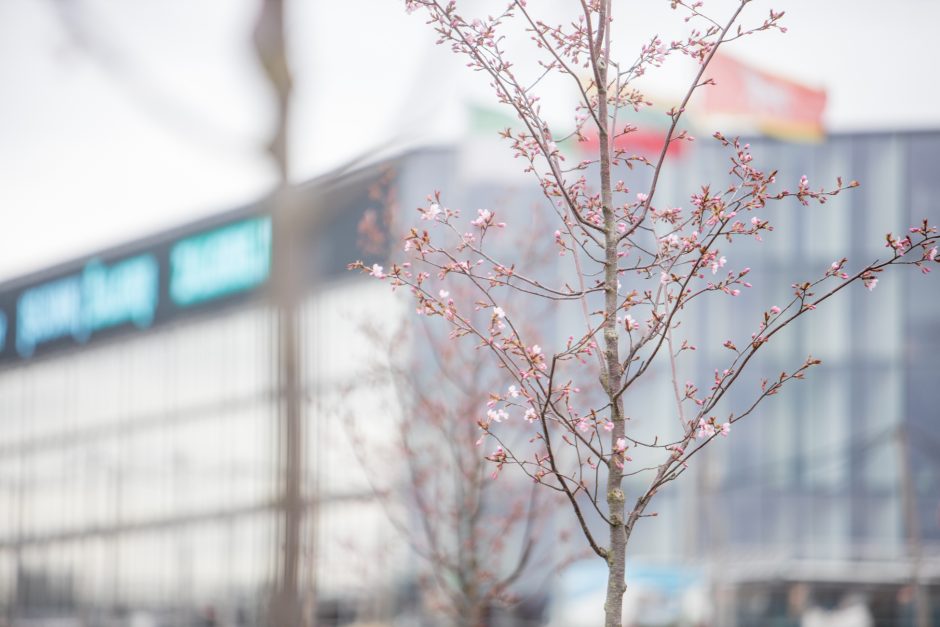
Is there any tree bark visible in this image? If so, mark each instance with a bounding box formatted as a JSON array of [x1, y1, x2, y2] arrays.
[[593, 2, 627, 625]]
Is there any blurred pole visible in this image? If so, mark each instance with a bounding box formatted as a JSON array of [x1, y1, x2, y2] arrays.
[[111, 464, 122, 614], [253, 1, 309, 626], [271, 189, 305, 627], [897, 423, 931, 627]]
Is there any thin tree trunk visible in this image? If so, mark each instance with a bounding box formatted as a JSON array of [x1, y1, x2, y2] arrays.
[[593, 2, 627, 625], [457, 602, 485, 627]]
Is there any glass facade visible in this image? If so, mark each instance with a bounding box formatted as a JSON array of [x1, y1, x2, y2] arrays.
[[657, 132, 940, 624], [0, 161, 413, 625], [0, 306, 278, 624]]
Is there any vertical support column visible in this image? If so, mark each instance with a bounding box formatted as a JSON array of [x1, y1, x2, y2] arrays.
[[897, 424, 931, 627], [270, 201, 305, 627], [253, 0, 310, 624]]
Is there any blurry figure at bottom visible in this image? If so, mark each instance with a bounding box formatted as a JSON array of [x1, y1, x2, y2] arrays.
[[199, 605, 218, 627], [801, 592, 873, 627]]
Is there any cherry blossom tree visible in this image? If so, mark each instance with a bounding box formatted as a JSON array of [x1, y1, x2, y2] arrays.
[[352, 1, 940, 625], [344, 317, 573, 626], [349, 175, 575, 627]]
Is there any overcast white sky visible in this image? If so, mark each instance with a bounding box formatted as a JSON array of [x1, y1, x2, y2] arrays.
[[1, 0, 938, 281]]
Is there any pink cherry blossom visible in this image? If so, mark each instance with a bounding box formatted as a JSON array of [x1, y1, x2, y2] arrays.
[[471, 209, 493, 227], [624, 315, 639, 331], [710, 255, 727, 274], [696, 418, 716, 439], [486, 408, 509, 423], [422, 203, 442, 220]]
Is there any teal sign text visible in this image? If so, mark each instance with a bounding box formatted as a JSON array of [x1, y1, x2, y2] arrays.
[[169, 217, 272, 307], [15, 254, 159, 357]]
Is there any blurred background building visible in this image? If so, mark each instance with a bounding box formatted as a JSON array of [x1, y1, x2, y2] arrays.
[[0, 157, 434, 625], [0, 126, 938, 626]]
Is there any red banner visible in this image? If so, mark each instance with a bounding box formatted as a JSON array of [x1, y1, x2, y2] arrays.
[[578, 127, 688, 159], [701, 53, 827, 140]]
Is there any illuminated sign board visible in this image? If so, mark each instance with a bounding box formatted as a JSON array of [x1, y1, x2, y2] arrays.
[[15, 254, 159, 357], [0, 158, 392, 366], [170, 217, 272, 306], [0, 214, 273, 364]]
